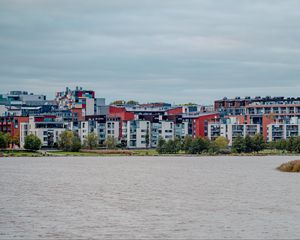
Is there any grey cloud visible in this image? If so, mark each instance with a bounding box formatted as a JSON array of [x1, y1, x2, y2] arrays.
[[0, 0, 300, 104]]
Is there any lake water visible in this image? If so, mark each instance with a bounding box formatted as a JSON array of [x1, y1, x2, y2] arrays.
[[0, 156, 300, 239]]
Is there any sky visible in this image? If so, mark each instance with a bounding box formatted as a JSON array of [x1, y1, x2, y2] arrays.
[[0, 0, 300, 105]]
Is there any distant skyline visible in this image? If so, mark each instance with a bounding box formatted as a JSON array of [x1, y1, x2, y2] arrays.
[[1, 0, 300, 104]]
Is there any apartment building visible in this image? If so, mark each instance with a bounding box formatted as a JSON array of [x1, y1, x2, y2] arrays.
[[20, 116, 67, 148], [208, 123, 260, 146], [267, 124, 300, 142]]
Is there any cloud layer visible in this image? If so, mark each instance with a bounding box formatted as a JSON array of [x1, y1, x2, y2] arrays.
[[1, 0, 300, 104]]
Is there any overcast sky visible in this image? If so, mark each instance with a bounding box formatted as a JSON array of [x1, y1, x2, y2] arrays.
[[0, 0, 300, 104]]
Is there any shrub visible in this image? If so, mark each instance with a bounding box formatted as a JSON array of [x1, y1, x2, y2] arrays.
[[24, 134, 42, 151], [277, 160, 300, 172]]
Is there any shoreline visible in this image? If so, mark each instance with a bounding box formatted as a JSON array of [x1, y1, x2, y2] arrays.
[[1, 149, 300, 158]]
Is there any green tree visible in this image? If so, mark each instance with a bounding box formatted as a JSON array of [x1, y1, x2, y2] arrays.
[[188, 137, 210, 154], [274, 139, 287, 150], [287, 137, 296, 152], [293, 136, 300, 153], [0, 132, 8, 149], [104, 136, 117, 149], [214, 136, 228, 149], [126, 100, 139, 106], [84, 132, 98, 150], [174, 137, 182, 153], [232, 135, 245, 153], [71, 134, 82, 152], [24, 134, 42, 151], [182, 136, 193, 153], [156, 137, 166, 154], [110, 100, 126, 105], [244, 135, 254, 153], [58, 130, 74, 151], [145, 127, 150, 149], [252, 134, 265, 152]]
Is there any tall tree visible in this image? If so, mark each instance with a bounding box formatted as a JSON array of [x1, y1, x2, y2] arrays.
[[252, 134, 265, 152], [84, 132, 98, 150], [24, 134, 42, 151], [232, 135, 245, 153]]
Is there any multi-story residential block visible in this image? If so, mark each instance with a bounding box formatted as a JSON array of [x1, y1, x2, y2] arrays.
[[55, 86, 97, 116], [208, 123, 260, 146], [267, 124, 300, 142], [126, 120, 150, 148], [20, 116, 67, 148]]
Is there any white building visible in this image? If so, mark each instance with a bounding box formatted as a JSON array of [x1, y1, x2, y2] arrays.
[[267, 124, 300, 142], [20, 116, 67, 148], [126, 120, 150, 148], [208, 123, 260, 146]]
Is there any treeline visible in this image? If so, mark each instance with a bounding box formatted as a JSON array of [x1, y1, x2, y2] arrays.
[[157, 134, 300, 155], [0, 132, 19, 149], [156, 136, 230, 154], [268, 137, 300, 153]]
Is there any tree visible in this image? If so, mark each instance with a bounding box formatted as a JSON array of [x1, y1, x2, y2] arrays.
[[292, 136, 300, 153], [71, 134, 82, 152], [174, 137, 182, 153], [58, 130, 82, 152], [232, 135, 245, 153], [24, 134, 42, 151], [287, 137, 296, 153], [12, 133, 20, 147], [58, 130, 74, 151], [244, 135, 254, 153], [182, 136, 193, 153], [126, 100, 139, 106], [188, 137, 210, 154], [145, 127, 150, 149], [156, 137, 166, 154], [0, 132, 8, 149], [274, 139, 287, 150], [110, 100, 126, 106], [84, 132, 98, 150], [214, 136, 228, 149], [252, 134, 265, 152], [104, 136, 117, 149]]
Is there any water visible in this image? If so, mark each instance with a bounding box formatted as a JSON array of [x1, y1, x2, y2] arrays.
[[0, 156, 300, 239]]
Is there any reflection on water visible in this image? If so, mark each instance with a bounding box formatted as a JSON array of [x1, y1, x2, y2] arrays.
[[0, 156, 300, 239]]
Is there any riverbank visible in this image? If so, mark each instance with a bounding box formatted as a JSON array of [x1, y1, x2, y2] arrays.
[[1, 149, 300, 157]]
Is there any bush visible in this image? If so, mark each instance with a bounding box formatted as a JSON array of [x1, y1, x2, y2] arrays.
[[277, 160, 300, 172], [24, 134, 42, 151]]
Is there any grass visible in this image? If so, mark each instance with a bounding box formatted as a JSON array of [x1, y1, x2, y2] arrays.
[[47, 151, 104, 157], [277, 160, 300, 172], [132, 149, 159, 156], [0, 150, 45, 157]]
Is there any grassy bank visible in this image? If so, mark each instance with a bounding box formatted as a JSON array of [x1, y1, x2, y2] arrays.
[[0, 150, 45, 157], [1, 148, 300, 158]]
